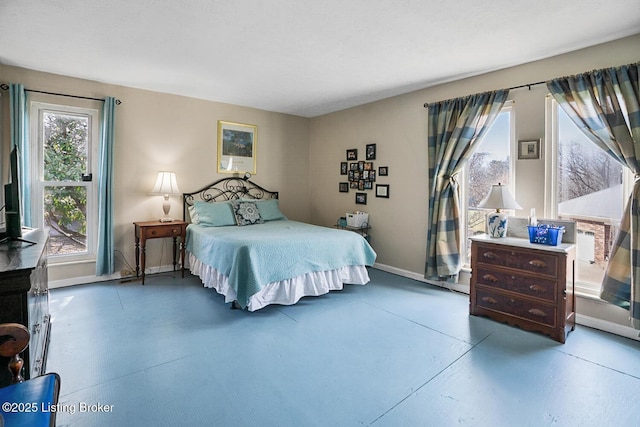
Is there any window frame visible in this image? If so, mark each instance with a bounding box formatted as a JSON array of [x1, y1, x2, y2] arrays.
[[461, 101, 517, 267], [29, 101, 100, 263], [544, 95, 633, 296]]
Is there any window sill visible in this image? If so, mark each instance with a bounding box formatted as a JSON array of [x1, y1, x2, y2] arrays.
[[48, 256, 96, 267]]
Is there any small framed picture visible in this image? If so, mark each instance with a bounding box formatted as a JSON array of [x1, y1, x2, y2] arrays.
[[366, 143, 376, 160], [518, 139, 540, 159], [355, 192, 367, 205], [340, 162, 348, 175], [347, 149, 358, 160], [376, 184, 390, 198], [339, 182, 349, 193], [378, 166, 388, 176]]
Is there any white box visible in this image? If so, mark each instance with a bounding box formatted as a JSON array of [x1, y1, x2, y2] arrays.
[[346, 212, 369, 227]]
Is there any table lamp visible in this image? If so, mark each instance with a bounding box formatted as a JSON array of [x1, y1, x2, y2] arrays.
[[150, 171, 181, 222], [477, 183, 521, 237]]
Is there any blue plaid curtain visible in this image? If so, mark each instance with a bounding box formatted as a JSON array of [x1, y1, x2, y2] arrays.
[[547, 62, 640, 328], [425, 90, 509, 281]]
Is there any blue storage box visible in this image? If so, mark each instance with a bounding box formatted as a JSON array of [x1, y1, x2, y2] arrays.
[[528, 225, 565, 246]]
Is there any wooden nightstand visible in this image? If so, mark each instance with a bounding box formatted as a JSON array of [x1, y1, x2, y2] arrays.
[[133, 220, 187, 285]]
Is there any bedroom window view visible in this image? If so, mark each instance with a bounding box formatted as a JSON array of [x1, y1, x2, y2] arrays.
[[555, 105, 626, 294], [36, 107, 97, 258], [465, 109, 513, 262]]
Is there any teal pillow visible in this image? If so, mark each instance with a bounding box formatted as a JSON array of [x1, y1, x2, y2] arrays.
[[254, 199, 287, 221], [193, 201, 236, 226]]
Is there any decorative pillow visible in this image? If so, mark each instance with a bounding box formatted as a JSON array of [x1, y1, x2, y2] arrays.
[[193, 201, 237, 227], [232, 201, 264, 226], [253, 199, 287, 221]]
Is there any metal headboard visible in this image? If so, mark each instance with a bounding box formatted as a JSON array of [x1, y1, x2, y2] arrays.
[[183, 175, 279, 221]]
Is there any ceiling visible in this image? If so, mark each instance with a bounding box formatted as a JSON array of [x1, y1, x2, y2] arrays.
[[1, 1, 639, 117]]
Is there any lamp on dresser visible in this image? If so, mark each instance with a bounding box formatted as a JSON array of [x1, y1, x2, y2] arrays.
[[477, 183, 521, 238], [150, 171, 181, 222]]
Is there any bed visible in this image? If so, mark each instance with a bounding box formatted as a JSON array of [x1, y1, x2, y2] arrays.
[[183, 175, 377, 311]]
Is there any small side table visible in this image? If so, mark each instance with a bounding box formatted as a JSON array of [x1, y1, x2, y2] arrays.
[[134, 220, 187, 285], [336, 218, 371, 242]]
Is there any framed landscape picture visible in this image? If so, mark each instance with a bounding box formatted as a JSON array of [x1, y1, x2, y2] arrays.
[[217, 121, 257, 174]]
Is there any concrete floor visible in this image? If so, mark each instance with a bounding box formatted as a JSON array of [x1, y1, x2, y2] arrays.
[[46, 268, 640, 426]]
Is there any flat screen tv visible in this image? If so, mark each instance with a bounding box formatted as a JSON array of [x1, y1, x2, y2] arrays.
[[2, 146, 34, 245]]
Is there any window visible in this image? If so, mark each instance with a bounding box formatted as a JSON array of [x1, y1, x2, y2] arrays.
[[462, 103, 516, 264], [546, 98, 631, 295], [30, 102, 99, 261]]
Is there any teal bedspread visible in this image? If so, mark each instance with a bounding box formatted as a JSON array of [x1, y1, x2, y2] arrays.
[[186, 220, 377, 308]]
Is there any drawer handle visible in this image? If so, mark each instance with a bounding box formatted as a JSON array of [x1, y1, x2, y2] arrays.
[[172, 229, 178, 233], [151, 230, 157, 235], [482, 274, 498, 283], [529, 259, 547, 268], [528, 308, 547, 317], [481, 296, 498, 305], [529, 284, 546, 293], [483, 251, 497, 260]]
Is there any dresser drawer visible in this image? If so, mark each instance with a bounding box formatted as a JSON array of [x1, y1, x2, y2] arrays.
[[476, 245, 558, 277], [474, 289, 557, 328], [475, 266, 558, 303], [144, 225, 183, 239]]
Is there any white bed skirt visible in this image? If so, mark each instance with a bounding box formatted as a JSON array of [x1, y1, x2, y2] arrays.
[[188, 253, 370, 311]]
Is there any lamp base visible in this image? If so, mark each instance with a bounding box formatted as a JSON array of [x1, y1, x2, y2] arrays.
[[159, 196, 174, 222], [487, 211, 508, 238]]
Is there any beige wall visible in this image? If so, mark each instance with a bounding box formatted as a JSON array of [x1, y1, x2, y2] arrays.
[[0, 66, 310, 282], [309, 34, 640, 279], [1, 34, 639, 332], [307, 33, 640, 333]]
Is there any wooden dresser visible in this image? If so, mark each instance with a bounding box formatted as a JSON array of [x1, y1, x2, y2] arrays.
[[0, 228, 50, 386], [470, 233, 576, 343]]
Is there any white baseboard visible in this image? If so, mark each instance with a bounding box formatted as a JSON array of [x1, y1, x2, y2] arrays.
[[371, 263, 640, 342], [49, 264, 179, 289], [575, 313, 640, 341], [50, 261, 640, 341], [372, 262, 469, 294]]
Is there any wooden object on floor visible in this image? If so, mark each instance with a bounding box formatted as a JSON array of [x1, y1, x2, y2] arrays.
[[0, 323, 29, 384], [469, 234, 576, 343], [0, 322, 61, 427], [134, 220, 187, 285], [0, 228, 50, 387]]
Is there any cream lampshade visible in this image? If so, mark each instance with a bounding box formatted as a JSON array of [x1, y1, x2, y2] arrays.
[[150, 171, 181, 222], [477, 183, 522, 238]]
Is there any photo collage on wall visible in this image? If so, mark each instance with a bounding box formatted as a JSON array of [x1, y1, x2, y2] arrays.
[[339, 143, 389, 204]]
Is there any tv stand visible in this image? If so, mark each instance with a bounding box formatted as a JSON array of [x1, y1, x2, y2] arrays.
[[0, 228, 50, 387], [0, 227, 37, 246], [0, 236, 37, 246]]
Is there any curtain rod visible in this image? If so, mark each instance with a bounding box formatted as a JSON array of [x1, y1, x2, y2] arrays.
[[422, 80, 546, 108], [0, 83, 122, 105]]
